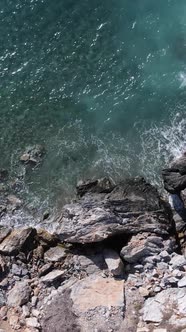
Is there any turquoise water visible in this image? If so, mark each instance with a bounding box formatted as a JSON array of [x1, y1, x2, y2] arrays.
[[1, 0, 186, 209]]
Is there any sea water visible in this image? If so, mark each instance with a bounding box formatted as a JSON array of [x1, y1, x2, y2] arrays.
[[0, 0, 186, 212]]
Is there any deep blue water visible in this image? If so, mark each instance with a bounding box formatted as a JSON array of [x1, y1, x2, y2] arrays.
[[1, 0, 186, 210]]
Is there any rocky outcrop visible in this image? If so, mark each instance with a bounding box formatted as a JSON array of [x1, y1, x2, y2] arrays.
[[54, 177, 172, 244], [0, 177, 186, 332]]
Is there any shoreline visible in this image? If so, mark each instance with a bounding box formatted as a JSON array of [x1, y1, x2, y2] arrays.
[[0, 176, 186, 331]]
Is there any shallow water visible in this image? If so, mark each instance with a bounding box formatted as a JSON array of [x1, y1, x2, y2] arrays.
[[0, 0, 186, 211]]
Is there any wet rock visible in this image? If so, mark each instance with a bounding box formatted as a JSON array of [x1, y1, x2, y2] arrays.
[[41, 270, 65, 284], [76, 177, 115, 197], [55, 178, 172, 244], [7, 195, 22, 208], [7, 280, 31, 307], [44, 246, 67, 262], [20, 144, 45, 165], [0, 169, 8, 181], [0, 228, 36, 255], [103, 248, 124, 276]]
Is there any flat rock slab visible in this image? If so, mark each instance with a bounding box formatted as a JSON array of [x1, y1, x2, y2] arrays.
[[41, 270, 65, 284], [44, 246, 67, 262], [143, 288, 186, 329], [70, 275, 124, 312], [0, 228, 36, 255], [54, 178, 172, 244]]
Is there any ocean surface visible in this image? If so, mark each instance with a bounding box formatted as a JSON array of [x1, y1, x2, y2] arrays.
[[1, 0, 186, 213]]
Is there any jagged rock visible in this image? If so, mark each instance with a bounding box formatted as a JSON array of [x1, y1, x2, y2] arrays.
[[7, 195, 22, 207], [55, 178, 172, 244], [103, 248, 124, 276], [26, 317, 40, 328], [41, 270, 65, 284], [36, 229, 58, 247], [20, 144, 45, 165], [72, 250, 106, 275], [143, 288, 186, 328], [7, 281, 31, 307], [178, 276, 186, 287], [170, 254, 186, 269], [44, 246, 67, 262], [38, 263, 53, 277], [120, 233, 164, 264], [76, 177, 115, 197], [0, 228, 36, 255], [0, 228, 12, 244]]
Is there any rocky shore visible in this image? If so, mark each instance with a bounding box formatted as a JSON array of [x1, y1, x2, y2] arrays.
[[1, 175, 186, 332]]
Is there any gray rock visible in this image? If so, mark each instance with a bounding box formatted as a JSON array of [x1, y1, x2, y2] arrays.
[[178, 276, 186, 288], [103, 248, 124, 276], [26, 317, 40, 328], [41, 270, 65, 284], [121, 233, 163, 264], [0, 291, 5, 306], [159, 250, 171, 262], [7, 280, 31, 307], [0, 228, 36, 255], [38, 263, 53, 277], [44, 246, 67, 262], [54, 178, 171, 244], [0, 228, 12, 244], [170, 254, 186, 269]]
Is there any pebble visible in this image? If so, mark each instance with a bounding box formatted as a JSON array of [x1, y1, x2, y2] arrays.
[[178, 276, 186, 288]]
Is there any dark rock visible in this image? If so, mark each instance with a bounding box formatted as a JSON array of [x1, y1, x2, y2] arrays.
[[76, 177, 115, 197], [55, 178, 172, 244], [0, 169, 8, 181], [20, 144, 45, 166], [36, 229, 58, 247], [38, 263, 53, 277], [0, 228, 12, 244]]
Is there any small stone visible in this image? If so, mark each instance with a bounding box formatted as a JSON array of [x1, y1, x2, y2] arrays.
[[31, 296, 38, 307], [22, 305, 30, 318], [37, 229, 58, 247], [153, 329, 167, 332], [0, 306, 7, 319], [0, 291, 5, 306], [159, 250, 170, 262], [7, 195, 22, 207], [154, 286, 161, 293], [38, 263, 53, 277], [41, 270, 65, 284], [178, 276, 186, 288], [9, 315, 20, 329], [7, 280, 31, 307], [167, 277, 178, 286], [32, 309, 40, 318], [0, 228, 36, 255], [44, 246, 67, 263], [156, 262, 168, 270], [20, 153, 30, 162], [11, 263, 22, 276], [139, 287, 150, 297], [26, 317, 40, 328]]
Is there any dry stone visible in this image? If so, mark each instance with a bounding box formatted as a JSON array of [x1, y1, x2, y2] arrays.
[[7, 281, 31, 307]]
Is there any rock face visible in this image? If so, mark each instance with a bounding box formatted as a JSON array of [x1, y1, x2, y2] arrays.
[[55, 178, 172, 244]]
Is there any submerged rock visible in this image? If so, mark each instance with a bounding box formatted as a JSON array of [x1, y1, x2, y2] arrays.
[[55, 178, 172, 244], [20, 144, 45, 165]]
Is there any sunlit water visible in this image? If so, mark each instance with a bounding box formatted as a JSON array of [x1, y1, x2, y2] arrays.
[[1, 0, 186, 221]]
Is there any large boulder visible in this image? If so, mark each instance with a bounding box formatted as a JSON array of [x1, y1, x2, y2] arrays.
[[54, 178, 172, 244]]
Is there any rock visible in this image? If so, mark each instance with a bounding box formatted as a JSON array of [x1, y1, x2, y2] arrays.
[[159, 250, 170, 262], [36, 229, 58, 247], [9, 315, 20, 329], [70, 275, 124, 312], [143, 288, 186, 328], [121, 233, 163, 264], [76, 177, 115, 197], [0, 169, 8, 181], [38, 263, 53, 277], [139, 287, 150, 298], [0, 205, 6, 216], [7, 195, 22, 207], [20, 144, 45, 165], [0, 228, 12, 244], [170, 254, 186, 269], [55, 178, 172, 244], [7, 280, 31, 307], [26, 317, 40, 328], [0, 291, 5, 306], [103, 248, 124, 276], [41, 270, 65, 284], [0, 228, 36, 255], [178, 276, 186, 287], [22, 305, 30, 318], [44, 246, 67, 262], [73, 250, 106, 275]]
